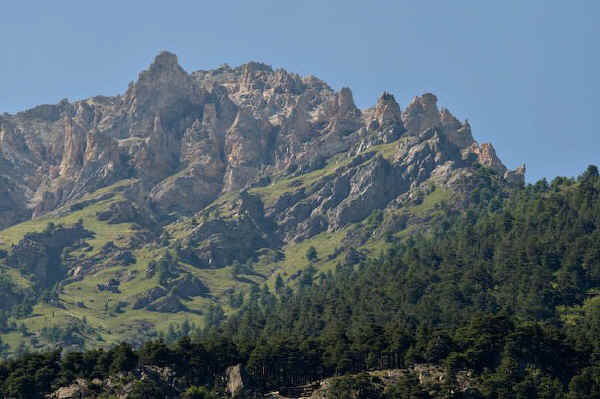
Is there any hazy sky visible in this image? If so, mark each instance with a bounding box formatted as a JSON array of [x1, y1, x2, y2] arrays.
[[1, 1, 597, 182]]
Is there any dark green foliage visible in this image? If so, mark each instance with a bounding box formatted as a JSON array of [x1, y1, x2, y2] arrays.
[[109, 343, 138, 375], [306, 246, 318, 262], [0, 350, 61, 399], [299, 264, 316, 288], [218, 166, 600, 392], [0, 337, 7, 359], [139, 339, 174, 368], [384, 374, 431, 399], [157, 251, 178, 285], [39, 321, 88, 348], [129, 378, 170, 399], [0, 166, 599, 397], [0, 273, 24, 314], [182, 385, 217, 399], [204, 304, 225, 330], [231, 260, 256, 280], [327, 373, 384, 399], [364, 209, 384, 231], [229, 291, 244, 309], [275, 273, 285, 294], [567, 365, 600, 399]]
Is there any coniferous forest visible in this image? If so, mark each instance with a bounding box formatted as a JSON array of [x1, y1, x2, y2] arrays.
[[1, 166, 600, 398]]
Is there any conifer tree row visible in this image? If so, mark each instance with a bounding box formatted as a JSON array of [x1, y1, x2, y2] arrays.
[[1, 166, 599, 398]]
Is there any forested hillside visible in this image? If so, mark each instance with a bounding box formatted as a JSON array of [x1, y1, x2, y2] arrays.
[[1, 166, 598, 398]]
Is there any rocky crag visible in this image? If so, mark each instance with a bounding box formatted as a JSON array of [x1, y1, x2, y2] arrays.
[[0, 52, 523, 351], [0, 52, 522, 230]]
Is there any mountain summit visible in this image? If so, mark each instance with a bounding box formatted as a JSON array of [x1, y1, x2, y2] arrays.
[[0, 51, 523, 229]]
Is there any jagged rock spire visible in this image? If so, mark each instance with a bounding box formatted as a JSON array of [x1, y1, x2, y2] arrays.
[[374, 91, 403, 129], [147, 51, 183, 75], [402, 93, 441, 135]]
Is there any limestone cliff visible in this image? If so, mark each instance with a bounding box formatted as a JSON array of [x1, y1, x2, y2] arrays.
[[0, 52, 523, 231]]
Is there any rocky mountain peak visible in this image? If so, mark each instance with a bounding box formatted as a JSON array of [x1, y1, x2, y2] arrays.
[[420, 92, 438, 105], [239, 62, 274, 92], [323, 87, 361, 135], [134, 51, 189, 93], [438, 108, 474, 149], [374, 92, 403, 128], [242, 61, 273, 75], [0, 52, 525, 231], [147, 51, 183, 76], [127, 51, 200, 121], [402, 93, 441, 135], [337, 87, 357, 113], [465, 142, 508, 176], [439, 108, 461, 129]]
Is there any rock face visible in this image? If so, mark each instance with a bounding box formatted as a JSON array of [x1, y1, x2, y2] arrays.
[[0, 52, 524, 274], [226, 364, 250, 397], [0, 52, 524, 232], [7, 223, 94, 286], [47, 378, 91, 399], [403, 93, 441, 135]]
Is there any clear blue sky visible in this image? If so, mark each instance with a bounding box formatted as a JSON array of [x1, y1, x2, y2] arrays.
[[1, 1, 597, 182]]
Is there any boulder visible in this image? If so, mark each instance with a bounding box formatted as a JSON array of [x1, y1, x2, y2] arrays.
[[226, 364, 249, 397], [47, 378, 90, 399]]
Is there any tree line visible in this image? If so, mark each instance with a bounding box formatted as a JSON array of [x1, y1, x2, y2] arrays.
[[0, 166, 599, 398]]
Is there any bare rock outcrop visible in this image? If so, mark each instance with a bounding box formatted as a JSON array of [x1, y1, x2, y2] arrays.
[[226, 364, 250, 397], [47, 378, 91, 399], [504, 163, 526, 185], [0, 51, 524, 257], [59, 116, 87, 178], [7, 223, 94, 286], [224, 110, 274, 191], [402, 93, 441, 135], [465, 142, 507, 175], [374, 92, 404, 129]]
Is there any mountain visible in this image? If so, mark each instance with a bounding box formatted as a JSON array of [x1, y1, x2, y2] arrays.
[[0, 52, 524, 353]]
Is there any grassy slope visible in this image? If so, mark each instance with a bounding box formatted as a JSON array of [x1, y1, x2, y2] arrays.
[[0, 139, 453, 354], [0, 180, 203, 351]]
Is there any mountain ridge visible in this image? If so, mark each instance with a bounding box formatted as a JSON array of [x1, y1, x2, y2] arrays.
[[0, 51, 525, 352], [0, 51, 524, 230]]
